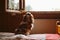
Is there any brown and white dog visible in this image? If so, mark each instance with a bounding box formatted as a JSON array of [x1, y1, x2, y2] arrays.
[[15, 12, 34, 35]]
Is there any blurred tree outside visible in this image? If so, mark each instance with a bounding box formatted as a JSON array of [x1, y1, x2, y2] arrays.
[[25, 5, 32, 11], [9, 0, 19, 10]]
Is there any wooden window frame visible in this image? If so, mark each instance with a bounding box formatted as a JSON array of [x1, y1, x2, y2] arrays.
[[5, 0, 60, 19], [5, 0, 25, 13]]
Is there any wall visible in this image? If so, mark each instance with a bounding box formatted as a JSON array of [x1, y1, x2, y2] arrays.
[[31, 19, 57, 34], [0, 0, 23, 32]]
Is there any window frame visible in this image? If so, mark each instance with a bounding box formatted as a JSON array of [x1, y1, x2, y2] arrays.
[[5, 0, 60, 19], [5, 0, 25, 13]]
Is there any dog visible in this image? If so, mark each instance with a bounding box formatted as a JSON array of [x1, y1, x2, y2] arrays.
[[15, 12, 34, 35]]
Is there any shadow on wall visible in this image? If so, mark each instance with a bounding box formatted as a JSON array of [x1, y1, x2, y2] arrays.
[[31, 19, 57, 34]]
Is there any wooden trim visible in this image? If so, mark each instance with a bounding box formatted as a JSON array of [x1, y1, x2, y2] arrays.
[[5, 0, 9, 9], [19, 0, 25, 10], [30, 11, 60, 19], [7, 0, 9, 9], [19, 0, 21, 10], [23, 0, 25, 10]]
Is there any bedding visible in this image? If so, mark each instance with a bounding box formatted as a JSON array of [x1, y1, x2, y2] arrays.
[[0, 32, 60, 40]]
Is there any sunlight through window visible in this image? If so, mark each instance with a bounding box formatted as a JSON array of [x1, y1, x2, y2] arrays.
[[25, 0, 60, 11], [8, 0, 19, 10]]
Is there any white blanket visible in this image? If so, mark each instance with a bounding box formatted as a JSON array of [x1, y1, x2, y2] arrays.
[[0, 32, 60, 40]]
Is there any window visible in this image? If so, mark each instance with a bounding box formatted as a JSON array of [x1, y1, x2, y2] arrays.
[[6, 0, 25, 12], [8, 0, 19, 10], [25, 0, 60, 11]]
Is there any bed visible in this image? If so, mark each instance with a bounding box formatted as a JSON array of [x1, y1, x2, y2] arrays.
[[0, 32, 60, 40]]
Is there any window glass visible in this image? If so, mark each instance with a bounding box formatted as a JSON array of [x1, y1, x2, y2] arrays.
[[8, 0, 19, 10], [25, 0, 60, 11]]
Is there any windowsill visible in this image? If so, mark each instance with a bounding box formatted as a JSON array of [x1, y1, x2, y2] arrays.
[[6, 9, 21, 13]]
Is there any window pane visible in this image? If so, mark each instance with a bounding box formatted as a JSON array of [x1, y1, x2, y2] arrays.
[[8, 0, 19, 10], [25, 0, 60, 11]]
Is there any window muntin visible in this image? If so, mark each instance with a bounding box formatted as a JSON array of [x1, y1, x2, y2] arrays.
[[25, 0, 60, 11]]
